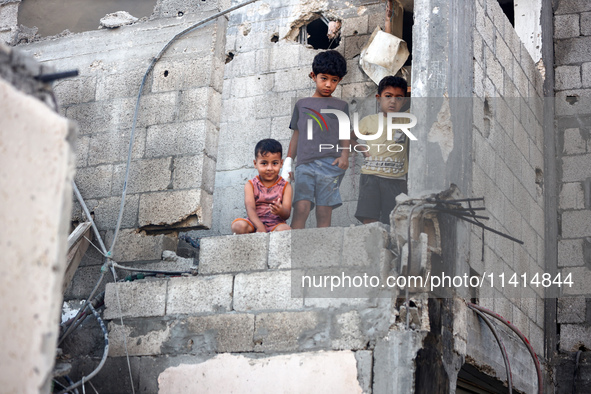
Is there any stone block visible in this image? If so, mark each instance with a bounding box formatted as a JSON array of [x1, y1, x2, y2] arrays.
[[342, 15, 369, 36], [555, 14, 580, 39], [273, 68, 314, 92], [152, 56, 215, 92], [562, 154, 591, 183], [66, 98, 133, 135], [173, 154, 215, 193], [583, 62, 591, 88], [342, 222, 389, 266], [332, 310, 366, 350], [106, 229, 177, 262], [555, 0, 591, 15], [74, 134, 89, 167], [559, 182, 585, 210], [254, 92, 293, 118], [87, 127, 146, 166], [166, 275, 233, 314], [344, 34, 368, 60], [0, 3, 18, 28], [218, 117, 271, 148], [178, 87, 222, 124], [555, 36, 591, 66], [53, 76, 96, 106], [291, 227, 344, 268], [562, 266, 591, 296], [560, 324, 591, 351], [108, 319, 171, 357], [229, 73, 274, 98], [582, 12, 591, 36], [74, 165, 113, 198], [84, 194, 139, 230], [254, 311, 327, 352], [96, 68, 153, 101], [139, 189, 209, 227], [104, 279, 168, 319], [226, 50, 256, 78], [558, 239, 585, 267], [268, 230, 291, 269], [558, 296, 587, 323], [172, 313, 256, 353], [146, 120, 208, 158], [112, 158, 172, 195], [563, 127, 587, 154], [199, 232, 269, 274], [269, 42, 300, 70], [556, 66, 582, 90], [234, 271, 303, 311]]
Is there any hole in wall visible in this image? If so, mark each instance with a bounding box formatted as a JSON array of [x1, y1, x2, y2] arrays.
[[178, 11, 184, 17], [483, 98, 492, 138], [566, 95, 579, 105], [270, 33, 279, 43], [164, 70, 169, 77], [296, 15, 341, 50], [535, 167, 543, 186], [496, 0, 515, 26], [225, 52, 235, 64]]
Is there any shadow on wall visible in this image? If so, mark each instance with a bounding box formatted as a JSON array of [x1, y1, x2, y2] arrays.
[[18, 0, 158, 36]]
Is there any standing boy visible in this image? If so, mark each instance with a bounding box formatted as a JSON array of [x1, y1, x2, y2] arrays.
[[232, 139, 292, 234], [283, 50, 349, 229], [352, 76, 409, 225]]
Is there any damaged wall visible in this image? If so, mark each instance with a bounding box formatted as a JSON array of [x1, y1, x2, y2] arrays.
[[553, 0, 591, 392], [15, 0, 228, 262], [0, 43, 74, 393]]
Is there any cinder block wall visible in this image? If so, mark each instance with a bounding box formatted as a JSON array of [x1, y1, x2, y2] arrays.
[[470, 0, 546, 369], [211, 0, 389, 234], [553, 0, 591, 392]]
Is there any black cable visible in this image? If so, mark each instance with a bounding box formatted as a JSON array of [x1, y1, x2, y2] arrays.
[[57, 304, 109, 394], [573, 350, 582, 394]]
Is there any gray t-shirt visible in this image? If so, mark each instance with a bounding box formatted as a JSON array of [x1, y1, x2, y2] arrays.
[[289, 97, 350, 166]]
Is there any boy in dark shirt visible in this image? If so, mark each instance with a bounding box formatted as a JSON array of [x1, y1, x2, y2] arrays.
[[284, 50, 349, 229]]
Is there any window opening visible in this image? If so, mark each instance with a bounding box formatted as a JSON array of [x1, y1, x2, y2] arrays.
[[298, 15, 341, 50], [496, 0, 515, 26]]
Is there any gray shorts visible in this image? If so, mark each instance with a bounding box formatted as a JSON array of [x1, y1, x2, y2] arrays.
[[355, 174, 407, 224], [294, 157, 346, 209]]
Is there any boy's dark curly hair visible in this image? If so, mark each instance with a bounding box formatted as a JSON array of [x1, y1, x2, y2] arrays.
[[312, 50, 347, 78], [378, 76, 408, 95], [254, 139, 283, 158]]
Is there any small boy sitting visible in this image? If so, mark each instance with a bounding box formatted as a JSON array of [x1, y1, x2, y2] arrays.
[[352, 76, 410, 225], [283, 50, 349, 229], [231, 139, 292, 234]]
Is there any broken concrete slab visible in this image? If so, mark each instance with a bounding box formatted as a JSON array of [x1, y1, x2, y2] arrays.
[[99, 11, 139, 29]]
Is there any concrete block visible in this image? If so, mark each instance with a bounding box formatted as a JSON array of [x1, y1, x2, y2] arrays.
[[342, 222, 389, 267], [95, 68, 153, 101], [226, 50, 256, 77], [106, 229, 177, 262], [563, 127, 587, 155], [556, 66, 582, 90], [558, 296, 587, 323], [273, 68, 315, 92], [229, 73, 274, 98], [108, 319, 171, 357], [152, 56, 215, 92], [254, 92, 293, 118], [581, 62, 591, 89], [562, 154, 591, 183], [74, 134, 89, 167], [560, 324, 591, 351], [344, 34, 368, 60], [199, 233, 269, 274], [173, 154, 215, 193], [146, 120, 208, 158], [582, 12, 591, 36], [0, 3, 18, 29], [53, 76, 96, 105], [74, 165, 113, 198], [355, 350, 372, 394], [138, 189, 209, 227], [495, 32, 513, 76], [268, 230, 291, 269], [269, 42, 300, 70], [555, 0, 591, 15], [558, 239, 585, 267], [67, 355, 141, 394], [63, 265, 110, 301], [270, 115, 292, 141], [291, 227, 344, 268], [179, 87, 222, 124], [104, 279, 168, 319], [562, 266, 591, 296], [559, 182, 585, 210], [254, 311, 327, 352], [175, 313, 255, 352], [166, 275, 233, 314], [342, 15, 369, 36], [112, 158, 172, 195], [66, 98, 133, 134], [234, 271, 303, 311], [332, 310, 367, 350], [555, 36, 591, 66], [84, 194, 139, 230], [87, 127, 146, 166], [218, 117, 271, 148], [554, 14, 580, 39]]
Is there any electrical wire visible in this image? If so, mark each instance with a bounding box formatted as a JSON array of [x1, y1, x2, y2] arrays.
[[108, 0, 260, 256], [468, 305, 513, 393], [573, 350, 582, 394], [57, 304, 109, 394], [467, 303, 543, 394], [72, 181, 107, 255]]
